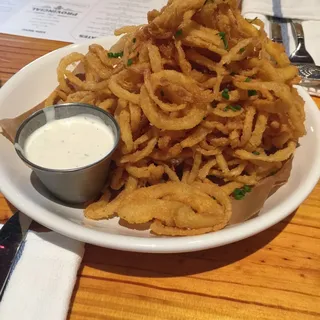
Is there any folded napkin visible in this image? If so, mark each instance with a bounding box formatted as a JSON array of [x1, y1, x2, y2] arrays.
[[241, 0, 320, 21], [241, 0, 320, 96], [0, 227, 84, 320]]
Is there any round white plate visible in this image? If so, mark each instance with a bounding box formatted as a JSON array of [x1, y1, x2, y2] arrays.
[[1, 37, 320, 253]]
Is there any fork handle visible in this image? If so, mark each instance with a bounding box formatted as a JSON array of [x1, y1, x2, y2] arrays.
[[291, 20, 305, 41]]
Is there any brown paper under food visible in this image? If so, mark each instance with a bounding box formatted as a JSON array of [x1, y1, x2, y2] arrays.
[[0, 62, 85, 143], [0, 66, 293, 226], [229, 158, 292, 225], [0, 100, 45, 142]]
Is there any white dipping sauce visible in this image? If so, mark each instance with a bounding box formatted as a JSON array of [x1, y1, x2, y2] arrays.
[[24, 114, 115, 170]]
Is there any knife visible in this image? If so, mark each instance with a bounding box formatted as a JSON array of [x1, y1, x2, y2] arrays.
[[0, 211, 32, 301], [269, 16, 283, 43]]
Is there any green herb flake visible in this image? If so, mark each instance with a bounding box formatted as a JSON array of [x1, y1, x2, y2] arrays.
[[132, 38, 136, 43], [245, 77, 251, 82], [223, 107, 229, 112], [252, 151, 260, 155], [175, 29, 183, 38], [233, 185, 252, 200], [211, 101, 217, 108], [218, 31, 228, 50], [246, 17, 258, 24], [233, 188, 245, 200], [227, 105, 241, 112], [222, 88, 230, 100], [230, 72, 236, 76], [127, 58, 133, 66], [233, 188, 245, 196], [248, 89, 257, 97], [234, 194, 245, 200], [239, 47, 245, 53], [108, 51, 123, 58]]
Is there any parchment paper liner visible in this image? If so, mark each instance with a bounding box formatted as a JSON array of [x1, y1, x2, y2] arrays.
[[0, 68, 292, 226]]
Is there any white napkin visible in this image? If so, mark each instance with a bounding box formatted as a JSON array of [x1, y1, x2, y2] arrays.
[[0, 228, 85, 320], [241, 0, 320, 97], [241, 0, 320, 21]]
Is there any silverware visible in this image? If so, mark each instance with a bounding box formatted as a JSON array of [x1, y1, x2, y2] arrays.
[[14, 103, 120, 204], [0, 211, 32, 301], [269, 16, 283, 43], [290, 20, 314, 64], [269, 17, 320, 94], [290, 20, 320, 84]]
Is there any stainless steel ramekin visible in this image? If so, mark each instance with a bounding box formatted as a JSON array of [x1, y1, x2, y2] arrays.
[[14, 103, 120, 204]]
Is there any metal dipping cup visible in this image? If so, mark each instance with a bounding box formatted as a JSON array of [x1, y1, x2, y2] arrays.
[[14, 103, 120, 204]]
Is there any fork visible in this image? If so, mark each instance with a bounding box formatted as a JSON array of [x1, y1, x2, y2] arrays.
[[290, 20, 314, 64], [269, 17, 320, 87], [289, 20, 320, 83]]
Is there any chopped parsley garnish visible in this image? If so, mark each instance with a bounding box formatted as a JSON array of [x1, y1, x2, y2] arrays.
[[108, 51, 123, 58], [132, 38, 136, 43], [175, 29, 183, 37], [233, 185, 252, 200], [239, 47, 245, 53], [234, 194, 244, 200], [246, 17, 258, 24], [211, 101, 217, 108], [223, 105, 241, 112], [233, 188, 245, 200], [233, 105, 242, 111], [222, 88, 230, 100], [127, 58, 133, 66], [248, 89, 257, 96], [245, 77, 251, 82], [252, 151, 260, 155], [218, 32, 228, 50]]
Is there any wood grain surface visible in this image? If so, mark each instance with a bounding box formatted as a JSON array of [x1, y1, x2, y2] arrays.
[[1, 34, 320, 320]]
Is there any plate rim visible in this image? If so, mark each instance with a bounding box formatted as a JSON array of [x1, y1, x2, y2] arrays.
[[1, 37, 320, 253]]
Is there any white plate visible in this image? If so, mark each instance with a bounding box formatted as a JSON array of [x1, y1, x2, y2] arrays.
[[1, 37, 320, 253]]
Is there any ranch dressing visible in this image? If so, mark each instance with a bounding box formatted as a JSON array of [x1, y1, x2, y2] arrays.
[[24, 114, 115, 170]]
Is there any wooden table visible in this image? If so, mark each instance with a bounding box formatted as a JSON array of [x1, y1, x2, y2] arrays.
[[1, 34, 320, 320]]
